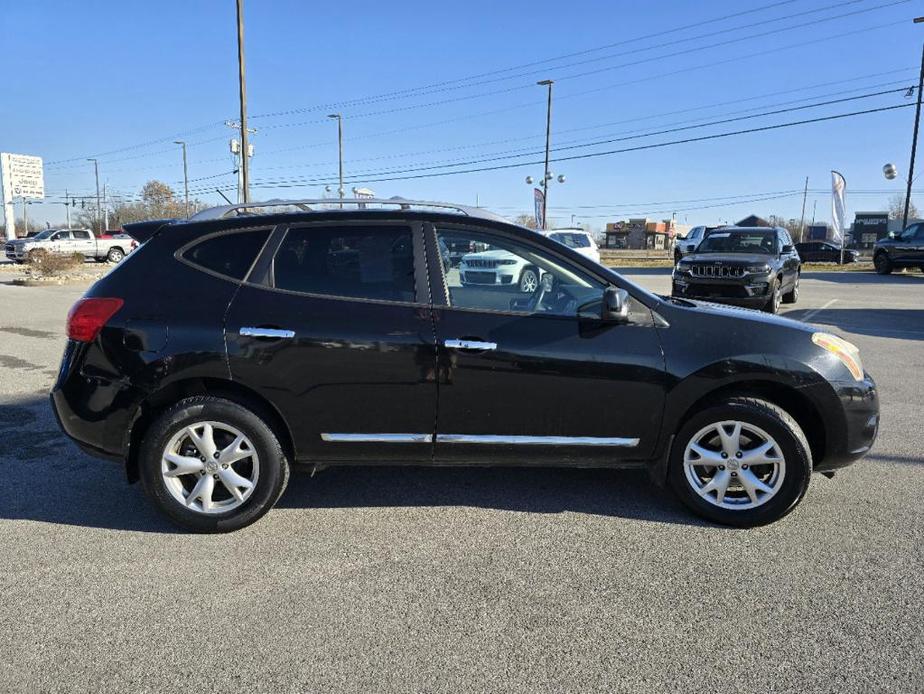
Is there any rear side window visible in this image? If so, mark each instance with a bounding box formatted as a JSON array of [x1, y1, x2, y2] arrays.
[[183, 228, 271, 280], [273, 226, 415, 302], [72, 230, 92, 240]]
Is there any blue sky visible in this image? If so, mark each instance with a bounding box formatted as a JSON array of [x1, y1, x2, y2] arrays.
[[2, 0, 921, 229]]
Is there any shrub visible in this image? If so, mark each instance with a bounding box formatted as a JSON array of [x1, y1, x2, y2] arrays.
[[26, 250, 84, 277]]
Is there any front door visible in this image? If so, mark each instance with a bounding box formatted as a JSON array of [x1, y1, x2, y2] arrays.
[[225, 221, 437, 464], [427, 224, 667, 466]]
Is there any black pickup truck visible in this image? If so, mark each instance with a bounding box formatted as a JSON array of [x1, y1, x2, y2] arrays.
[[672, 226, 801, 314], [873, 222, 924, 274]]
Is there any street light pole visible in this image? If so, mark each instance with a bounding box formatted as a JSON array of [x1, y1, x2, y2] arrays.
[[87, 158, 100, 235], [537, 80, 554, 230], [236, 0, 251, 204], [328, 114, 344, 207], [903, 17, 924, 229], [174, 140, 189, 219]]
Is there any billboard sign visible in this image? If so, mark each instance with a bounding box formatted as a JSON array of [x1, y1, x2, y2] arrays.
[[1, 153, 45, 200]]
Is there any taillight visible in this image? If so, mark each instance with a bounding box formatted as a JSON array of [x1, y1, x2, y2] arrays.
[[66, 298, 124, 342]]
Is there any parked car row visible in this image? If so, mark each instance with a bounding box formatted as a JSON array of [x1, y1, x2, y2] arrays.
[[5, 228, 136, 263]]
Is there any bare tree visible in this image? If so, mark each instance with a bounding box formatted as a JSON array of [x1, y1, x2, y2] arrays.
[[887, 193, 920, 222], [513, 214, 538, 229], [766, 214, 804, 242], [74, 180, 206, 234]]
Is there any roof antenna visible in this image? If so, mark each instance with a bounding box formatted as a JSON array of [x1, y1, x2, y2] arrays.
[[216, 189, 234, 205]]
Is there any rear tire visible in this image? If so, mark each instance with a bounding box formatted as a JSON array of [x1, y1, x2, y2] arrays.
[[107, 247, 125, 263], [668, 397, 812, 527], [874, 253, 893, 275], [138, 396, 289, 533]]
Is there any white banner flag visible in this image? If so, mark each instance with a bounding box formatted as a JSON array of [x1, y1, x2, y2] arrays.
[[831, 170, 846, 246]]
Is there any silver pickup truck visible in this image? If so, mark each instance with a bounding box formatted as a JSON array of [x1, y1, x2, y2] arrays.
[[5, 228, 134, 263]]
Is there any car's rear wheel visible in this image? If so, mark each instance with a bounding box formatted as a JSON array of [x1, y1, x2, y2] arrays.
[[669, 397, 811, 526], [764, 279, 782, 313], [138, 396, 289, 533], [107, 247, 125, 263], [519, 267, 539, 293], [874, 253, 893, 275], [782, 273, 799, 304]]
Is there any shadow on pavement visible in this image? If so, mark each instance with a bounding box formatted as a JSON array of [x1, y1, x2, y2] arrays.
[[782, 307, 924, 341], [0, 394, 702, 532]]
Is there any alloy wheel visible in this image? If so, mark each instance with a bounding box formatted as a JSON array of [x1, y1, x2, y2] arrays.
[[520, 269, 538, 293], [160, 421, 260, 514], [683, 420, 786, 510]]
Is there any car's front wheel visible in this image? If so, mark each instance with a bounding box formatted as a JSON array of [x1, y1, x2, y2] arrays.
[[764, 279, 782, 313], [138, 396, 290, 532], [874, 253, 893, 275], [668, 397, 811, 527], [782, 273, 799, 304]]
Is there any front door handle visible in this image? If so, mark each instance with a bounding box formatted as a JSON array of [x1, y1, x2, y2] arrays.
[[240, 326, 296, 339], [444, 338, 497, 351]]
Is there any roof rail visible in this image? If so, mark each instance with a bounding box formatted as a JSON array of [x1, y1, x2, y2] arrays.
[[188, 198, 508, 223]]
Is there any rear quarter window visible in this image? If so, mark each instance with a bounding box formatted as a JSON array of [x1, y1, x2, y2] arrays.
[[181, 228, 271, 280]]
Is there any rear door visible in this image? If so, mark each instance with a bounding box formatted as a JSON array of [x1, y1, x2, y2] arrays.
[[71, 229, 96, 257], [225, 220, 437, 464], [427, 223, 667, 466]]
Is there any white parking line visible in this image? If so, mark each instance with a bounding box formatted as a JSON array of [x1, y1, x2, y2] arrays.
[[800, 299, 838, 323]]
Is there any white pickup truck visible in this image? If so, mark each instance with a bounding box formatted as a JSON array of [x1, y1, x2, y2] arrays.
[[5, 228, 134, 264]]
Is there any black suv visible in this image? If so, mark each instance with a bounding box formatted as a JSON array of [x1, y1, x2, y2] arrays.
[[672, 226, 801, 313], [873, 222, 924, 274], [51, 201, 878, 532]]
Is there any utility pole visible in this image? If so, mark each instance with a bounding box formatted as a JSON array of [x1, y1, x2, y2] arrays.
[[88, 158, 100, 235], [327, 114, 344, 207], [798, 176, 809, 242], [175, 140, 189, 219], [103, 184, 109, 232], [902, 16, 924, 229], [811, 199, 817, 226], [236, 0, 251, 204], [65, 189, 71, 229], [537, 79, 554, 230]]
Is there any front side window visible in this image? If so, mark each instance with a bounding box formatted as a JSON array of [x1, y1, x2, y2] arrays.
[[52, 232, 70, 241], [435, 228, 604, 316], [274, 225, 415, 302], [183, 228, 271, 280]]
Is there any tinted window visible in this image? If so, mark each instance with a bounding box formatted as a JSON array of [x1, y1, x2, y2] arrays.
[[273, 226, 415, 302], [436, 228, 603, 316], [550, 232, 591, 249], [184, 228, 271, 280], [72, 230, 92, 240]]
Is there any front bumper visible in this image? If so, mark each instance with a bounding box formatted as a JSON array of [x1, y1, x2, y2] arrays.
[[672, 275, 771, 307], [813, 373, 879, 471]]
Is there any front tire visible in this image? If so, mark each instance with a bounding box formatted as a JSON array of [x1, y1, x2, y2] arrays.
[[138, 396, 289, 533], [782, 273, 799, 304], [874, 253, 893, 275], [668, 397, 812, 527], [763, 279, 782, 314]]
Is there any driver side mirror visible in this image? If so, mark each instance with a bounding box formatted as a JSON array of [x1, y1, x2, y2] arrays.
[[579, 287, 630, 323], [781, 244, 793, 254], [888, 231, 898, 239]]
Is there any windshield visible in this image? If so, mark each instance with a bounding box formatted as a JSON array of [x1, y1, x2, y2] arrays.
[[697, 230, 778, 254]]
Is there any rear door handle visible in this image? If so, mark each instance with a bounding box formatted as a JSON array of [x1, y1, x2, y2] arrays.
[[444, 338, 497, 351], [240, 327, 296, 339]]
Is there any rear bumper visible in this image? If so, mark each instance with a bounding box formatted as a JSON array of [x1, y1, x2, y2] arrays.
[[50, 340, 140, 462]]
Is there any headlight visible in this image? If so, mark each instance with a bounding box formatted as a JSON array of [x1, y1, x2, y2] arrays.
[[812, 332, 864, 381], [747, 264, 770, 273]]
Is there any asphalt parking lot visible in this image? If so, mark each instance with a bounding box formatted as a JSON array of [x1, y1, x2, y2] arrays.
[[1, 268, 922, 693]]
